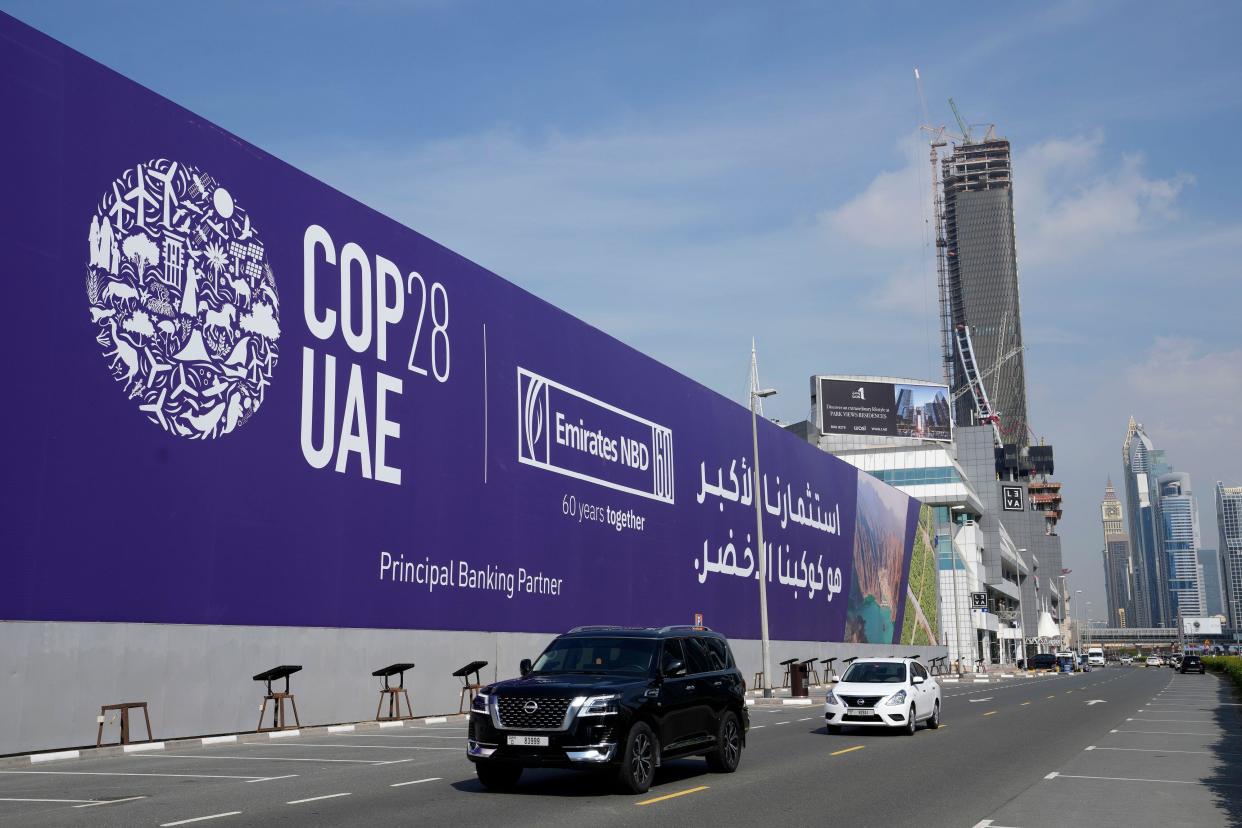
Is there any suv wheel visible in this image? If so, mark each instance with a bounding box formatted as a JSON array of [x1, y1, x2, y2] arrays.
[[705, 711, 742, 773], [475, 762, 522, 791], [617, 721, 656, 794], [926, 700, 940, 729], [904, 705, 917, 735]]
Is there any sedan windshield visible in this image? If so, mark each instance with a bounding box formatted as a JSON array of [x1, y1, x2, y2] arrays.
[[841, 662, 907, 683], [531, 637, 656, 675]]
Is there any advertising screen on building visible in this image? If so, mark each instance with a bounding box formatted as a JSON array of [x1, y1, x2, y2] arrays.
[[1182, 617, 1224, 636], [818, 377, 952, 442], [0, 13, 923, 646]]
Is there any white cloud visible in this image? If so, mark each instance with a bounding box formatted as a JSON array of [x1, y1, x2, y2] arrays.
[[819, 137, 928, 249]]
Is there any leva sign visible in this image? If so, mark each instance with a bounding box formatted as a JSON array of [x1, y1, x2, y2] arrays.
[[0, 13, 919, 645]]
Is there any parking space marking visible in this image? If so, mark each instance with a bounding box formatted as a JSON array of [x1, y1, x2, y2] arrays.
[[341, 734, 463, 740], [138, 754, 382, 764], [160, 812, 242, 826], [0, 797, 103, 804], [391, 777, 441, 787], [1, 770, 274, 781], [637, 785, 709, 806], [1131, 718, 1216, 723], [830, 745, 865, 756], [1048, 773, 1242, 787], [1088, 747, 1224, 756], [1109, 729, 1218, 736], [74, 796, 150, 808], [287, 792, 351, 805], [245, 775, 298, 783], [1020, 702, 1031, 706], [798, 717, 814, 722], [983, 711, 997, 717]]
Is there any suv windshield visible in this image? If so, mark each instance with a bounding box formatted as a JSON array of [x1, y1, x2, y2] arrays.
[[841, 662, 907, 683], [530, 637, 657, 675]]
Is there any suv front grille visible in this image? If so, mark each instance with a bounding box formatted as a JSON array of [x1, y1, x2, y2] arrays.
[[497, 697, 572, 730], [839, 695, 884, 708]]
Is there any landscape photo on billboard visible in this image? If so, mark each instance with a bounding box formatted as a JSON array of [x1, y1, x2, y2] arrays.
[[899, 504, 939, 646], [845, 471, 913, 644], [894, 383, 951, 441]]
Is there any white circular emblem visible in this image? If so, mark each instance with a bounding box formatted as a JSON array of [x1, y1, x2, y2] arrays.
[[86, 159, 279, 439], [523, 700, 539, 715]]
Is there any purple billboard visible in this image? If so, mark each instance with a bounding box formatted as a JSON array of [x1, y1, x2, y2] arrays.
[[0, 13, 920, 645]]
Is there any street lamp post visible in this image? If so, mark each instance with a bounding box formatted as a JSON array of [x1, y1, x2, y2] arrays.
[[950, 506, 968, 674], [751, 385, 777, 698], [1017, 548, 1028, 667]]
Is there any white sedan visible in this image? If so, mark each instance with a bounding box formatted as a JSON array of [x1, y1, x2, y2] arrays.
[[824, 658, 941, 735], [1145, 655, 1163, 667]]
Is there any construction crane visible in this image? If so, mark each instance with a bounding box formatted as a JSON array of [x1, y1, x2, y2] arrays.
[[948, 97, 972, 144], [951, 342, 1024, 405], [953, 324, 1002, 445]]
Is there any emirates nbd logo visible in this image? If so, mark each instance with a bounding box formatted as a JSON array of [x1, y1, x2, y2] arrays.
[[517, 367, 674, 504]]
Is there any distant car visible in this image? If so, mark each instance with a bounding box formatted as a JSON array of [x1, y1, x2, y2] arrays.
[[1179, 655, 1206, 674], [1120, 656, 1133, 665], [1028, 653, 1058, 671], [1170, 654, 1184, 669], [1145, 655, 1163, 667], [824, 658, 940, 736]]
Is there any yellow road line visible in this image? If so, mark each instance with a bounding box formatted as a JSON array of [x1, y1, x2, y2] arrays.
[[637, 786, 709, 806], [983, 711, 997, 716], [830, 745, 866, 756]]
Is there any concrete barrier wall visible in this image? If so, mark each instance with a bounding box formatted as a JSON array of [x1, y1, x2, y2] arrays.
[[1, 621, 944, 756]]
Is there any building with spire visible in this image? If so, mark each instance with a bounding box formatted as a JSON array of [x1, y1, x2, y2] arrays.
[[1100, 479, 1134, 627]]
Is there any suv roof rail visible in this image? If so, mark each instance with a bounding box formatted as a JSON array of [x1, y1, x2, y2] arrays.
[[567, 625, 627, 633], [658, 625, 713, 633]]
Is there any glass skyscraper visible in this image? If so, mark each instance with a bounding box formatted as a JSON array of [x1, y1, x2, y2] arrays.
[[942, 138, 1030, 446], [1156, 472, 1205, 620], [1217, 482, 1242, 630], [1123, 418, 1167, 627]]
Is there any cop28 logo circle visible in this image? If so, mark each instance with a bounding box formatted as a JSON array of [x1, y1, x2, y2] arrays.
[[86, 159, 279, 439]]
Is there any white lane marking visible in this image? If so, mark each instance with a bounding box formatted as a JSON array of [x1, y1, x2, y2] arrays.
[[30, 750, 79, 763], [374, 759, 417, 765], [266, 743, 454, 751], [391, 777, 442, 787], [0, 797, 101, 804], [341, 734, 464, 740], [775, 721, 790, 725], [1044, 772, 1059, 779], [123, 741, 166, 752], [1050, 773, 1242, 787], [327, 725, 355, 733], [1089, 747, 1224, 756], [798, 717, 814, 722], [245, 775, 299, 783], [1131, 718, 1217, 723], [1085, 700, 1106, 706], [268, 730, 300, 739], [1084, 746, 1095, 751], [968, 698, 992, 703], [1, 770, 266, 780], [74, 796, 149, 808], [160, 812, 242, 826], [751, 725, 766, 729], [138, 754, 381, 764], [202, 736, 238, 745], [287, 792, 351, 805], [1109, 729, 1218, 736], [422, 717, 448, 724]]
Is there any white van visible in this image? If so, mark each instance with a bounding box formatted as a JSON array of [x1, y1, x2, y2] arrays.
[[1087, 647, 1105, 667]]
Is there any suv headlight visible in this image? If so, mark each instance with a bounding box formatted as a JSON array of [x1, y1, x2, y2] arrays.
[[576, 694, 620, 717], [824, 690, 839, 706], [471, 692, 490, 713], [885, 689, 907, 707]]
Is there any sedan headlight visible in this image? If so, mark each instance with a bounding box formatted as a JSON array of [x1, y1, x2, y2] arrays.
[[576, 694, 620, 717], [824, 690, 839, 706], [471, 692, 490, 713], [885, 689, 907, 707]]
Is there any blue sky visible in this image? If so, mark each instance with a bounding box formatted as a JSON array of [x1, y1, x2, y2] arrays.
[[6, 0, 1241, 616]]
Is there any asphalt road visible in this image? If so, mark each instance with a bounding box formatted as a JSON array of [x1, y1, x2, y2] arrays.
[[2, 667, 1238, 827]]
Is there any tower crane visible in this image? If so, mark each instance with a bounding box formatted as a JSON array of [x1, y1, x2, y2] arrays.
[[948, 97, 972, 144]]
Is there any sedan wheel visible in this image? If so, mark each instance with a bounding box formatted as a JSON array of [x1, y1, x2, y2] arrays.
[[927, 700, 940, 729], [905, 705, 917, 735]]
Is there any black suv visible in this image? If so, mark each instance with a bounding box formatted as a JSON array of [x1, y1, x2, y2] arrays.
[[467, 626, 748, 793], [1179, 655, 1205, 674]]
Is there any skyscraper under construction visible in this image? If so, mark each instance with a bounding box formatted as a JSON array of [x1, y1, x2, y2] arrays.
[[941, 137, 1031, 446]]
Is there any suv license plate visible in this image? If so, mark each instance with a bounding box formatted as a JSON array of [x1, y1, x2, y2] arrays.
[[507, 735, 549, 747]]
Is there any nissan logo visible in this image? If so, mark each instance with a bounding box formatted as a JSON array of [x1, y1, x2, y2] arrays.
[[854, 699, 865, 706], [523, 700, 539, 715]]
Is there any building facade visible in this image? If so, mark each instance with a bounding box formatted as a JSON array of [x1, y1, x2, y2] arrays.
[[1101, 480, 1134, 627], [1217, 483, 1242, 630], [1122, 418, 1171, 627], [1156, 472, 1205, 620], [1197, 548, 1226, 619], [941, 137, 1031, 446]]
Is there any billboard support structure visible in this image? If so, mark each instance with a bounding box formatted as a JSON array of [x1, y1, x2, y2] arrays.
[[750, 345, 777, 697]]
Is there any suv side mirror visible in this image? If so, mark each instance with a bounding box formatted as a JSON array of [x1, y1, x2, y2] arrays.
[[519, 658, 532, 676], [912, 675, 925, 685], [664, 659, 686, 677]]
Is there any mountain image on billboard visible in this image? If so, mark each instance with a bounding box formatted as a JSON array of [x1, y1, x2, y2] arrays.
[[846, 472, 911, 644], [900, 504, 939, 646], [894, 383, 951, 441]]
